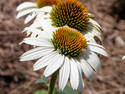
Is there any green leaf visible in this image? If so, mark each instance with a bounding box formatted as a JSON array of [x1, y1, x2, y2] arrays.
[[33, 90, 47, 94], [57, 85, 79, 94], [30, 76, 48, 86]]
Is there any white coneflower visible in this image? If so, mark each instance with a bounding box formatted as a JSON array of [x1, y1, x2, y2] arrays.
[[16, 0, 60, 24], [20, 26, 108, 91]]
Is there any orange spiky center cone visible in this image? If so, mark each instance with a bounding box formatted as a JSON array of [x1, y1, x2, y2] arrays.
[[50, 0, 89, 31], [52, 27, 87, 57]]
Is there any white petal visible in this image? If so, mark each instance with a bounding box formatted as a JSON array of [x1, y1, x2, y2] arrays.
[[85, 19, 103, 43], [39, 6, 52, 13], [81, 59, 94, 79], [86, 52, 101, 72], [87, 42, 105, 49], [84, 33, 97, 43], [20, 47, 54, 61], [70, 58, 79, 90], [59, 57, 70, 90], [24, 13, 36, 24], [41, 19, 57, 33], [44, 54, 64, 77], [17, 2, 36, 11], [89, 18, 101, 30], [21, 47, 45, 56], [88, 45, 108, 56], [33, 51, 57, 71], [85, 29, 102, 43], [22, 37, 53, 47], [24, 27, 51, 39], [76, 62, 84, 92], [29, 13, 46, 28], [90, 28, 103, 42], [16, 8, 36, 19]]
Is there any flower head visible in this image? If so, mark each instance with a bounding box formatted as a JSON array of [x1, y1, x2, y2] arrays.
[[50, 0, 89, 31], [20, 27, 108, 91]]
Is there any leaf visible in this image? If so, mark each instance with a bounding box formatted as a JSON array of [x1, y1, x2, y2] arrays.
[[33, 90, 47, 94], [57, 85, 79, 94], [30, 76, 48, 86]]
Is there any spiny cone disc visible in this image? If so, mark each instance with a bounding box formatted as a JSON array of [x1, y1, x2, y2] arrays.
[[50, 0, 89, 31], [52, 27, 87, 57]]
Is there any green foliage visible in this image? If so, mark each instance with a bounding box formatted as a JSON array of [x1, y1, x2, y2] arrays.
[[30, 76, 48, 86], [57, 85, 79, 94], [31, 77, 80, 94], [33, 90, 47, 94]]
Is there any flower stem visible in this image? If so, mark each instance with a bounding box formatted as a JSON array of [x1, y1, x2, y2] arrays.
[[48, 71, 58, 94]]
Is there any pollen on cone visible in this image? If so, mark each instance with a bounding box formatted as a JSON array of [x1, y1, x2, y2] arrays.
[[37, 0, 60, 8]]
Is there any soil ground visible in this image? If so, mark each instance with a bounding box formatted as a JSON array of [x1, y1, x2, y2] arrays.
[[0, 0, 125, 94]]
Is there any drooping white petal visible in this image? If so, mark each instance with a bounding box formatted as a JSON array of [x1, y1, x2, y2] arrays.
[[16, 8, 36, 19], [24, 13, 36, 24], [90, 28, 103, 42], [89, 18, 101, 30], [88, 45, 108, 56], [76, 61, 84, 92], [70, 58, 79, 90], [23, 27, 51, 39], [44, 54, 64, 77], [85, 18, 103, 43], [84, 33, 97, 43], [81, 59, 94, 79], [86, 51, 101, 72], [22, 37, 53, 47], [87, 42, 105, 49], [33, 51, 58, 71], [39, 6, 52, 13], [16, 2, 36, 11], [85, 28, 102, 43], [59, 57, 70, 90], [20, 47, 54, 61]]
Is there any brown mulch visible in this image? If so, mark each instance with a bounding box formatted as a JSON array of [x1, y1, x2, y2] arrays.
[[0, 0, 125, 94]]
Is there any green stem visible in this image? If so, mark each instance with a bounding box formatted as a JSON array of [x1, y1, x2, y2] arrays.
[[48, 71, 58, 94]]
